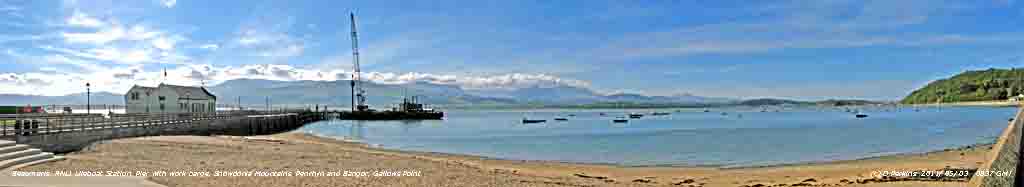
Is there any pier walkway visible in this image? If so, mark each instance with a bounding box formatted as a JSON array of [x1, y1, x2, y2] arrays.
[[971, 106, 1023, 187], [0, 110, 326, 154]]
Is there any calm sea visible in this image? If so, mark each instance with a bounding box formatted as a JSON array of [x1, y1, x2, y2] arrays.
[[298, 106, 1016, 168]]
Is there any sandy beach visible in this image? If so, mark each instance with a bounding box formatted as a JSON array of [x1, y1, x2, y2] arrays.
[[7, 132, 992, 187]]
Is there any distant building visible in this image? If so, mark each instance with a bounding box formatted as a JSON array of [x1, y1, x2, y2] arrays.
[[1009, 94, 1024, 102], [125, 83, 217, 114]]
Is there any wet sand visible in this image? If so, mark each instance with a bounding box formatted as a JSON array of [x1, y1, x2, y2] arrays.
[[17, 133, 994, 187]]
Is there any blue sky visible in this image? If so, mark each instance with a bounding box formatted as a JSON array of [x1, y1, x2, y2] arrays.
[[2, 0, 1024, 100]]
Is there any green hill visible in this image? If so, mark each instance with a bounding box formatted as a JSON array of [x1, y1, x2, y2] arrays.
[[902, 68, 1024, 104]]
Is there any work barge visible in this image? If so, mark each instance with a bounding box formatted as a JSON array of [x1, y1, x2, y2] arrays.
[[337, 12, 444, 120]]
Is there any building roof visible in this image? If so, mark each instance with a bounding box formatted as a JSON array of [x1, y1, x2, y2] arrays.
[[129, 85, 158, 92], [160, 83, 216, 100]]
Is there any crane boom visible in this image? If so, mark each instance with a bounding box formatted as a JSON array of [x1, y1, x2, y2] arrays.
[[350, 12, 368, 111]]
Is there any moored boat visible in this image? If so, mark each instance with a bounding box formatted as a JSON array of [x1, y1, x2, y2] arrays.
[[855, 113, 868, 118], [524, 119, 548, 123], [628, 113, 644, 118]]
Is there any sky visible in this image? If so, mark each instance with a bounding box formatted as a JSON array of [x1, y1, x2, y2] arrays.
[[2, 0, 1024, 100]]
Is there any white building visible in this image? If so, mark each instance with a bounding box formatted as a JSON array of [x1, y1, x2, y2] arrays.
[[125, 83, 217, 114], [1010, 94, 1024, 102]]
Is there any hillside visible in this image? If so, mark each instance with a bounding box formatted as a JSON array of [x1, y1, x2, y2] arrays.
[[0, 78, 890, 108], [208, 79, 735, 107], [0, 92, 123, 106], [902, 68, 1024, 104], [737, 98, 811, 106]]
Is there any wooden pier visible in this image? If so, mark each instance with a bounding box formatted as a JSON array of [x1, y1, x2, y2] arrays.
[[0, 110, 327, 153]]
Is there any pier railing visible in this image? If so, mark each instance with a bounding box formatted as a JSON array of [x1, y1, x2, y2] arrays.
[[0, 110, 317, 140]]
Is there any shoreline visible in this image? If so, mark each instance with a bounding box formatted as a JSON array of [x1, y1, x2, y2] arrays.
[[12, 132, 995, 187], [910, 100, 1020, 107], [309, 130, 991, 170]]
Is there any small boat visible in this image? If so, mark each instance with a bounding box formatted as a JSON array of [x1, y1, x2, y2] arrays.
[[855, 113, 868, 118], [599, 113, 607, 116], [702, 108, 709, 112], [554, 117, 568, 121], [651, 112, 670, 116], [628, 113, 644, 119], [567, 114, 577, 117], [612, 117, 629, 123], [524, 119, 548, 123]]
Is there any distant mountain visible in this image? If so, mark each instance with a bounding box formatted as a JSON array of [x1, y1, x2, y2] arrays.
[[736, 98, 810, 106], [730, 98, 888, 106], [0, 78, 737, 108], [0, 92, 122, 106], [902, 68, 1024, 104], [205, 79, 743, 107], [208, 79, 518, 107], [466, 85, 605, 104], [814, 99, 887, 106]]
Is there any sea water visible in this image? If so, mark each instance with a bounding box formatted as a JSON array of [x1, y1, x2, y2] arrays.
[[298, 106, 1015, 167]]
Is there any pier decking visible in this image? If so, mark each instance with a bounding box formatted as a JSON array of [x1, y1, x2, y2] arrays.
[[0, 111, 327, 153], [970, 106, 1023, 187]]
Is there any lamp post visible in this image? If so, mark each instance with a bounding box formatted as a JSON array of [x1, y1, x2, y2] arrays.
[[86, 82, 91, 114]]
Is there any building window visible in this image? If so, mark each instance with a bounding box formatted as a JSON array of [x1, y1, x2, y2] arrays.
[[158, 96, 165, 101], [160, 103, 165, 111]]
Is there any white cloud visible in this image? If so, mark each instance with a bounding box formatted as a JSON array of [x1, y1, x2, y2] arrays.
[[234, 29, 307, 57], [151, 36, 177, 50], [41, 54, 106, 72], [581, 1, 1000, 59], [237, 30, 276, 46], [61, 27, 124, 44], [66, 11, 104, 27], [91, 47, 152, 63], [160, 0, 177, 8], [40, 45, 160, 65], [0, 62, 591, 96], [198, 44, 219, 50], [257, 44, 303, 57], [61, 25, 161, 45]]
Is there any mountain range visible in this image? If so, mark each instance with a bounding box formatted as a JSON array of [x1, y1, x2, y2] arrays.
[[0, 79, 737, 107]]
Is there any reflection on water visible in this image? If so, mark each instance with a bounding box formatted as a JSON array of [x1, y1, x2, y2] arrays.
[[398, 120, 423, 133], [299, 106, 1016, 167], [349, 121, 366, 141]]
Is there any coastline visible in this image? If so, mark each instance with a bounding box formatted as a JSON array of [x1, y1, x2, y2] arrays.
[[911, 100, 1020, 107], [12, 132, 994, 187]]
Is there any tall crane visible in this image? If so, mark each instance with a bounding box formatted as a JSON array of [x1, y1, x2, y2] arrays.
[[350, 12, 368, 111]]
